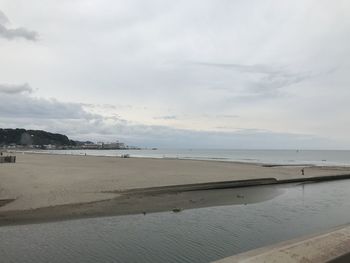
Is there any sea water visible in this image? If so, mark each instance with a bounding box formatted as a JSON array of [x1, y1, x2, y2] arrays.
[[2, 179, 350, 262], [36, 149, 350, 166]]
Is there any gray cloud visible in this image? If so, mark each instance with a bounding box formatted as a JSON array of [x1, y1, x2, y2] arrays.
[[0, 1, 349, 148], [0, 92, 93, 119], [195, 62, 286, 75], [0, 10, 38, 41], [2, 113, 334, 149], [0, 24, 38, 41], [197, 62, 315, 97], [0, 89, 336, 149], [0, 10, 9, 25], [0, 83, 33, 94], [47, 120, 339, 150]]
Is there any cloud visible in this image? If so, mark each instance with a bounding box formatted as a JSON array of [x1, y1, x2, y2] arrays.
[[1, 80, 339, 149], [0, 10, 9, 25], [195, 62, 285, 75], [0, 86, 336, 149], [215, 114, 239, 119], [0, 24, 38, 41], [153, 115, 178, 120], [0, 1, 349, 148], [54, 120, 338, 150], [196, 62, 315, 98], [0, 89, 93, 119], [0, 10, 38, 41], [0, 83, 33, 94]]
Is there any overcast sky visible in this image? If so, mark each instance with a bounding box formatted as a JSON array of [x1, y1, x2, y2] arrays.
[[0, 0, 349, 148]]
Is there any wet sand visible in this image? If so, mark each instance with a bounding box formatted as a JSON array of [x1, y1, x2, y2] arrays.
[[0, 184, 286, 226], [1, 153, 350, 225]]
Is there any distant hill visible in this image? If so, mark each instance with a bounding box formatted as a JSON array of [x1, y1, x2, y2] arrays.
[[0, 128, 76, 146]]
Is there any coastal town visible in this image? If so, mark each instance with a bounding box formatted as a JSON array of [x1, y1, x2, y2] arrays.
[[0, 128, 141, 150], [1, 141, 140, 151]]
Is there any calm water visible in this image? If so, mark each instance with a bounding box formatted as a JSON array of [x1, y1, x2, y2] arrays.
[[2, 180, 350, 262], [32, 149, 350, 166]]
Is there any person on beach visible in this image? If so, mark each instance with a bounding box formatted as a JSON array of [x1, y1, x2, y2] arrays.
[[301, 168, 305, 176]]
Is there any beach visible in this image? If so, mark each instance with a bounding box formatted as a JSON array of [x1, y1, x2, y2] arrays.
[[1, 153, 350, 225]]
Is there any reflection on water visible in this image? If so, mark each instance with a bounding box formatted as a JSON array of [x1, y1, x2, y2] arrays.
[[2, 180, 350, 263], [99, 184, 285, 217]]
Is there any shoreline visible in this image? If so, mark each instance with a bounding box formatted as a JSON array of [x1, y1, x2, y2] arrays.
[[0, 183, 286, 226], [1, 153, 350, 226], [9, 149, 350, 167], [2, 176, 350, 226], [3, 174, 350, 227]]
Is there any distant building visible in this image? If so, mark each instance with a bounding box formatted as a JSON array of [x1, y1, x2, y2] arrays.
[[102, 141, 126, 149], [81, 144, 102, 149], [44, 144, 56, 150]]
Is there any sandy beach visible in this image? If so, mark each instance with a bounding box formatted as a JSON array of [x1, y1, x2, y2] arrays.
[[1, 153, 350, 225]]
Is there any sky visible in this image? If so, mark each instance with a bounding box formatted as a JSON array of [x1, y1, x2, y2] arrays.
[[0, 0, 349, 149]]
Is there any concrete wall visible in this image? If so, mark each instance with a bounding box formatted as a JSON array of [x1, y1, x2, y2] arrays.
[[213, 224, 350, 263]]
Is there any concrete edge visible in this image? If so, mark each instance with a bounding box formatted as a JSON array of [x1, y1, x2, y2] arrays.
[[212, 224, 350, 263], [113, 174, 350, 195], [119, 178, 278, 195]]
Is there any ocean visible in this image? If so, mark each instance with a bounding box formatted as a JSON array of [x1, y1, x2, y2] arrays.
[[32, 149, 350, 166]]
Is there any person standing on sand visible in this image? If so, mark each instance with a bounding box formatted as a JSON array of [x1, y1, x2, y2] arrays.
[[301, 168, 305, 176]]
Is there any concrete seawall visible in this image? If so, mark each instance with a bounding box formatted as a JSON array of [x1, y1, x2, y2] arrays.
[[120, 173, 350, 195], [119, 178, 278, 194], [213, 224, 350, 263]]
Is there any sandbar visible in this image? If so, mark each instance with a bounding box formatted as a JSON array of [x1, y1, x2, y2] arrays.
[[1, 153, 350, 225]]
